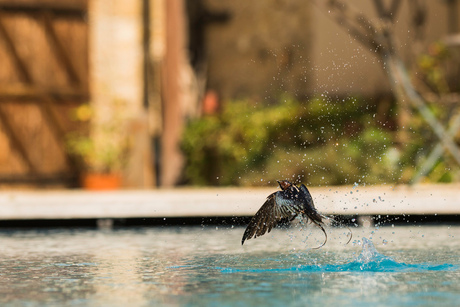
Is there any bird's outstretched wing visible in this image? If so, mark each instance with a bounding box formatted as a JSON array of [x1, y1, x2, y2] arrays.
[[241, 193, 298, 245]]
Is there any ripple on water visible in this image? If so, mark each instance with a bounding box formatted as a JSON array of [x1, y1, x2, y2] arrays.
[[218, 238, 458, 273]]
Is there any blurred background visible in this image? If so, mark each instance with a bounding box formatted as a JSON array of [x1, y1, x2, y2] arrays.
[[0, 0, 459, 189]]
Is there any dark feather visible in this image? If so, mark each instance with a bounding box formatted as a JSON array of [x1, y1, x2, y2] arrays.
[[241, 192, 297, 245], [299, 184, 324, 225]]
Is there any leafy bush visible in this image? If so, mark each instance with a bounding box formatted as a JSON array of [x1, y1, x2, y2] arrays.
[[181, 96, 455, 186]]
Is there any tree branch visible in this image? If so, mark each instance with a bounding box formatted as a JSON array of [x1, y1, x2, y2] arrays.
[[312, 0, 460, 166]]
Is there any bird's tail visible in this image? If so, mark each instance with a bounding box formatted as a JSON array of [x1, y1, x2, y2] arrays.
[[321, 214, 353, 245]]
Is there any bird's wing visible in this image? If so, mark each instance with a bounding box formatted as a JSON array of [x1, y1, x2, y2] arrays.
[[241, 193, 298, 245]]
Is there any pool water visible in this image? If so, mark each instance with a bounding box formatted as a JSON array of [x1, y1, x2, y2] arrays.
[[0, 225, 459, 306]]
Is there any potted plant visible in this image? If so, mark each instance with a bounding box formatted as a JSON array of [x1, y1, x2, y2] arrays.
[[66, 102, 130, 190]]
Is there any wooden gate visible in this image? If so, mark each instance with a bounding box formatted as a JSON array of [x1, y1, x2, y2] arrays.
[[0, 0, 88, 187]]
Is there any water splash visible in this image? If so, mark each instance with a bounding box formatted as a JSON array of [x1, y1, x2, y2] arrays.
[[220, 238, 457, 273], [356, 237, 391, 264]]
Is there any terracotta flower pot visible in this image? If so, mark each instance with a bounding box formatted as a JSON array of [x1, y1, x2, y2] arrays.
[[81, 173, 122, 190]]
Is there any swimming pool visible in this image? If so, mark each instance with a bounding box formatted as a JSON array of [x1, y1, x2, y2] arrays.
[[0, 225, 458, 306]]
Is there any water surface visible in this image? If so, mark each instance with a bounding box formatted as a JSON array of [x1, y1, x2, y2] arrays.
[[0, 225, 458, 306]]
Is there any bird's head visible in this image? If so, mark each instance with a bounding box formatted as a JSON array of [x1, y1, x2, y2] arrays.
[[277, 180, 292, 190]]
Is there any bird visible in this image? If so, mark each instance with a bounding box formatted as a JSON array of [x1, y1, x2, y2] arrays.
[[241, 180, 351, 248]]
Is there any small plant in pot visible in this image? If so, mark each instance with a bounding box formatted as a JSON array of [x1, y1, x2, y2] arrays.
[[66, 102, 130, 190]]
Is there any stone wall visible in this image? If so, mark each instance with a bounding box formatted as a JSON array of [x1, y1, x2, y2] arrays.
[[89, 0, 153, 187], [201, 0, 455, 101], [203, 0, 313, 102]]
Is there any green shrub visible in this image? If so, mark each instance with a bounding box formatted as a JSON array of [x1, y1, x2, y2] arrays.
[[181, 96, 455, 186]]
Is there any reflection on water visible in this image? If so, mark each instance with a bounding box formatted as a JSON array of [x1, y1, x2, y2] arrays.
[[0, 226, 459, 306]]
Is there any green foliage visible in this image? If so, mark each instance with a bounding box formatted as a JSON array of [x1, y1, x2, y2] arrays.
[[182, 95, 460, 186], [182, 96, 411, 186], [417, 42, 451, 93], [66, 131, 128, 174]]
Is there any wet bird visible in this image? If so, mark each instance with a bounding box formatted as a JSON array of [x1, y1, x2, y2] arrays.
[[242, 180, 351, 248]]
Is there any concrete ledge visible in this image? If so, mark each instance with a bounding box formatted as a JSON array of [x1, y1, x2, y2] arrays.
[[0, 184, 458, 220]]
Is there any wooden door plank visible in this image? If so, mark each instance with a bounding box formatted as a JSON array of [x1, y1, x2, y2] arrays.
[[37, 94, 78, 171], [0, 105, 37, 173], [41, 11, 81, 86], [0, 12, 33, 84]]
